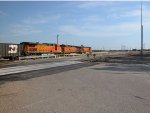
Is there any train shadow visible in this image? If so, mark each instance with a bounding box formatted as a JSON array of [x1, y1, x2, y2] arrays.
[[92, 64, 150, 73], [92, 56, 150, 73]]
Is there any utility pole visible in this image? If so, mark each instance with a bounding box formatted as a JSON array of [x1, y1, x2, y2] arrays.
[[141, 1, 143, 56], [57, 34, 59, 45]]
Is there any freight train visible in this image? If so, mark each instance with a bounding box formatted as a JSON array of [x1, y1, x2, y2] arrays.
[[0, 42, 92, 60]]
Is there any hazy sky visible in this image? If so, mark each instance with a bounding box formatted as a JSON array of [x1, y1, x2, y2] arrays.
[[0, 1, 150, 50]]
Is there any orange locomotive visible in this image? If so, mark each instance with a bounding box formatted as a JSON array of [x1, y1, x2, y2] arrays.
[[21, 42, 92, 55], [60, 44, 92, 53], [21, 42, 61, 55], [60, 45, 80, 53], [83, 47, 92, 53]]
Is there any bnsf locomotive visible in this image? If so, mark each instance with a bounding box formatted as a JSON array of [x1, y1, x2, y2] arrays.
[[0, 42, 92, 60]]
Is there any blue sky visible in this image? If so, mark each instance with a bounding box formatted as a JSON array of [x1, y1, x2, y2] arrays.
[[0, 1, 150, 50]]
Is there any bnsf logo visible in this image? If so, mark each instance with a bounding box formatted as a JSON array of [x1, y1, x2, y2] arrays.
[[8, 45, 18, 53]]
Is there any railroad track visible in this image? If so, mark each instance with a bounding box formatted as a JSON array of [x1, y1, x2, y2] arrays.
[[0, 55, 86, 68], [0, 61, 83, 76]]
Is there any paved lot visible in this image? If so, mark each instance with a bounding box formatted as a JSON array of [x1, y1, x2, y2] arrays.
[[0, 59, 150, 113]]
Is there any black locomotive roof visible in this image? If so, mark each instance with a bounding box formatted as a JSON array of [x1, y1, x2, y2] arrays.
[[20, 42, 38, 45]]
